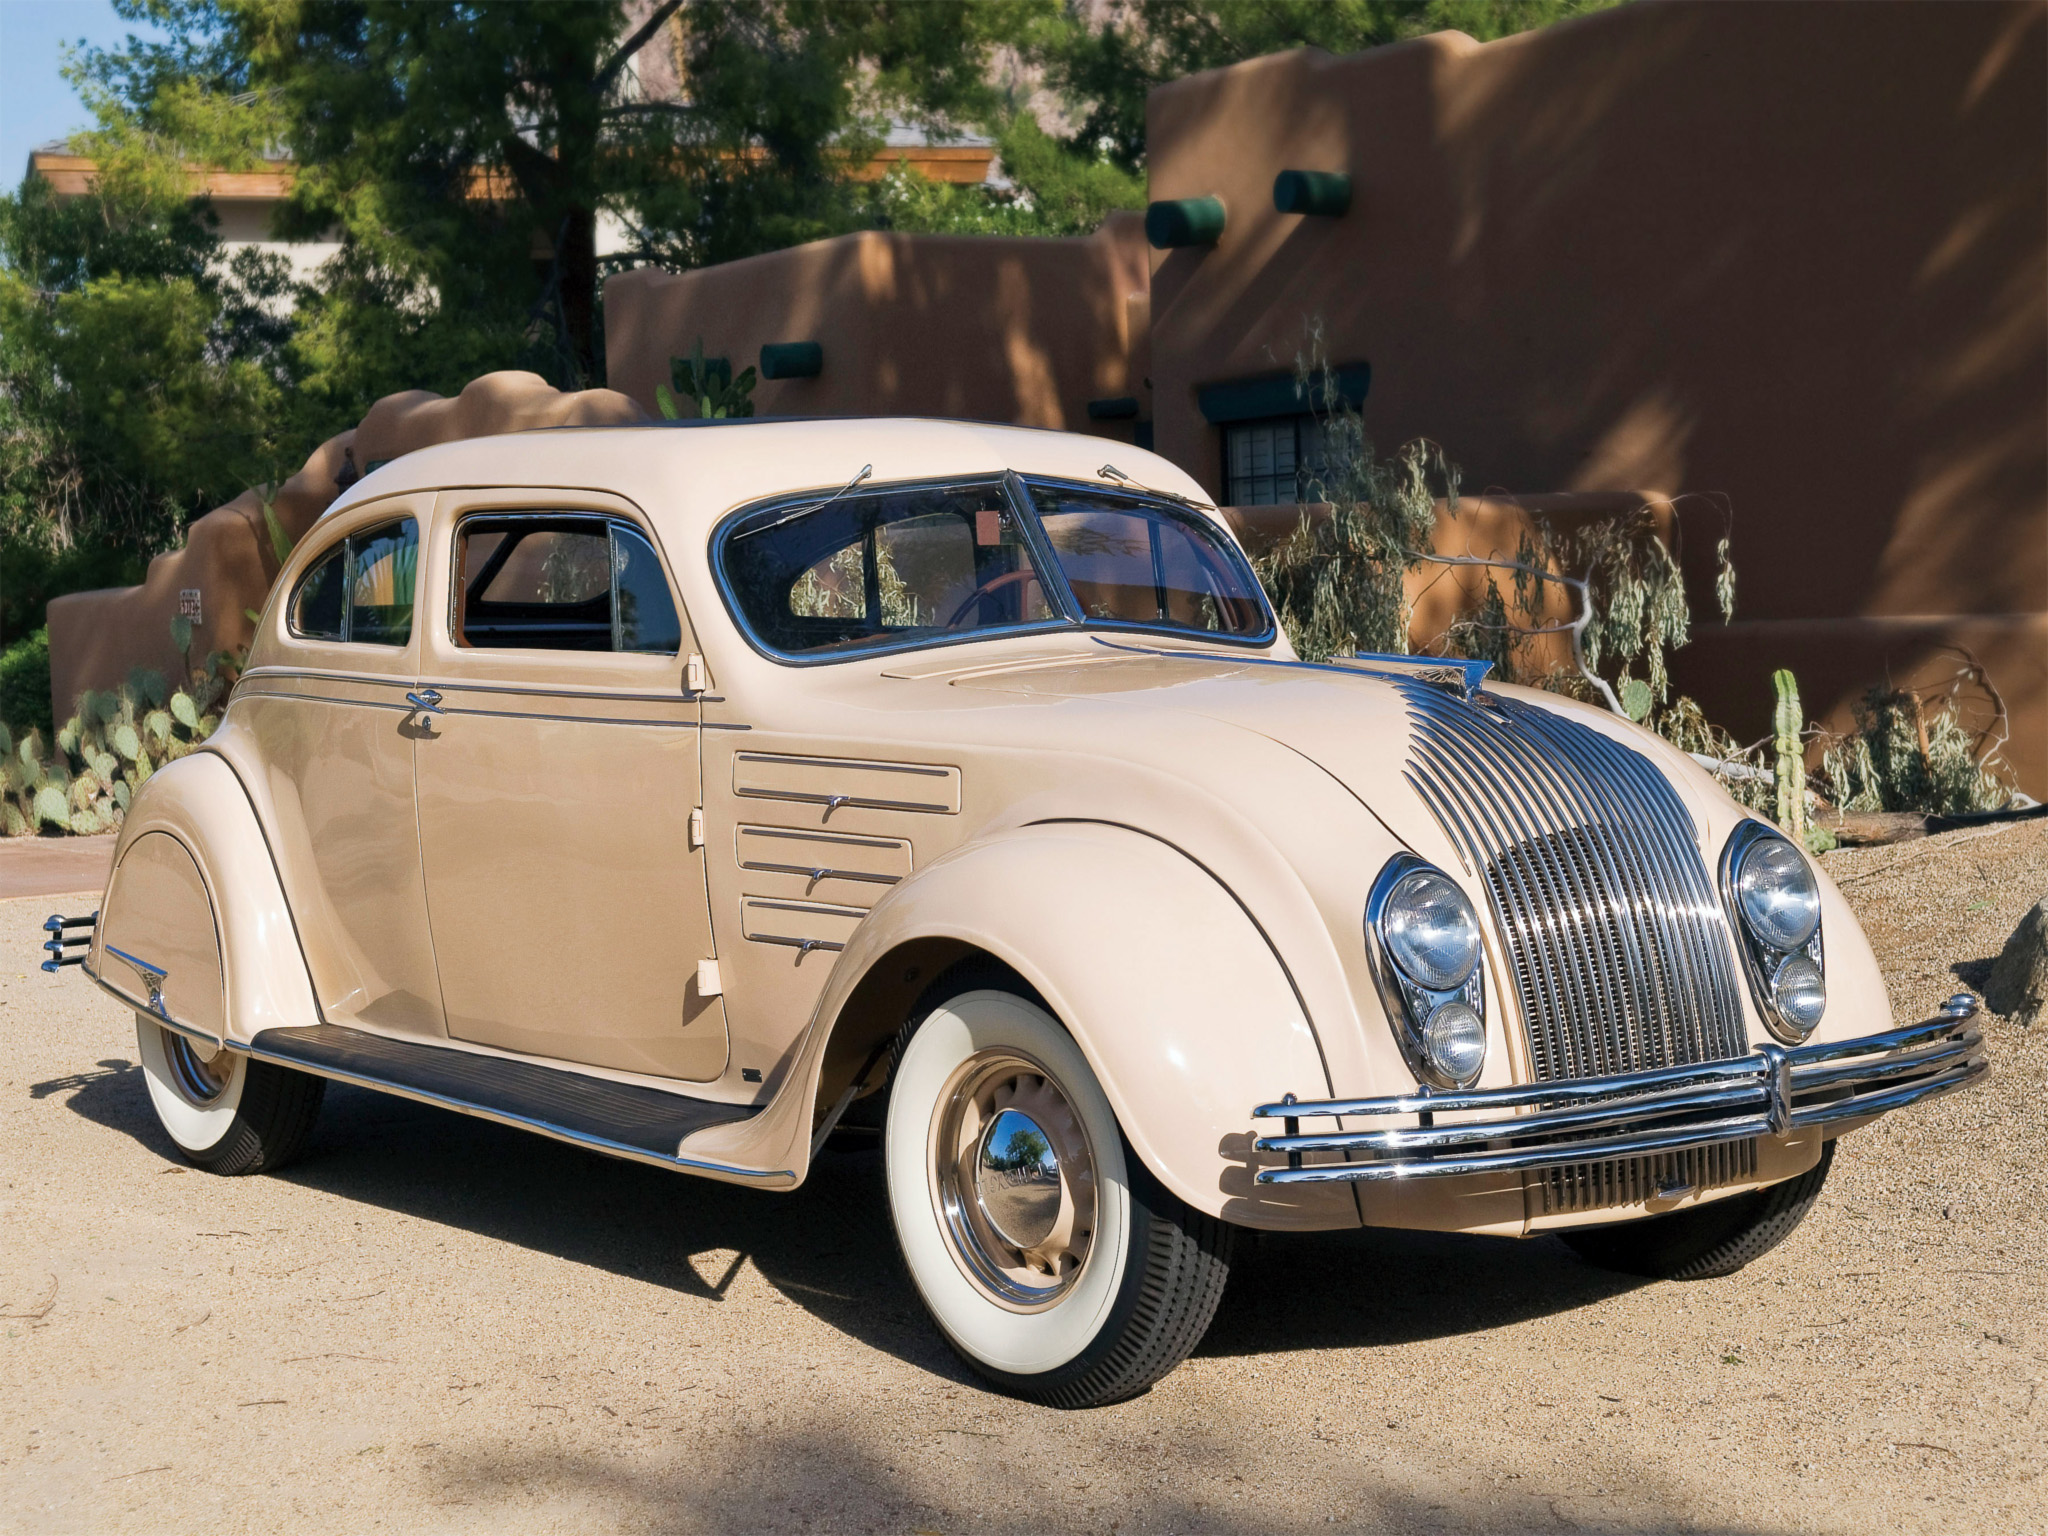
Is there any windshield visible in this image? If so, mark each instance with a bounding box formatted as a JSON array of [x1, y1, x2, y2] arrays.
[[715, 474, 1273, 662]]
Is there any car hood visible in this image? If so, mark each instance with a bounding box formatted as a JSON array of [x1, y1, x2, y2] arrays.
[[937, 642, 1699, 871]]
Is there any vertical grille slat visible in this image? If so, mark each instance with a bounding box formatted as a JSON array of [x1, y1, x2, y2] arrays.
[[1544, 1139, 1759, 1215], [1395, 683, 1747, 1121]]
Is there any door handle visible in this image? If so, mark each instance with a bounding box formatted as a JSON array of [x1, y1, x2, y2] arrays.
[[406, 688, 444, 716]]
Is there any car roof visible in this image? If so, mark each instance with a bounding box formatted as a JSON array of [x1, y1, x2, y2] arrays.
[[323, 417, 1218, 544]]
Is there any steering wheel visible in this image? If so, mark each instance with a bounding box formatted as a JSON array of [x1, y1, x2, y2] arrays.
[[943, 568, 1043, 628]]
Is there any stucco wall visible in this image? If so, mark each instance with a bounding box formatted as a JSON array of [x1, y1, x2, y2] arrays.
[[603, 216, 1153, 438], [46, 373, 647, 718], [1145, 1, 2047, 791]]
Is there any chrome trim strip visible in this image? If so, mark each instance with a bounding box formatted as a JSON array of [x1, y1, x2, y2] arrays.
[[84, 966, 223, 1055], [238, 1034, 797, 1188], [1249, 1008, 1988, 1184]]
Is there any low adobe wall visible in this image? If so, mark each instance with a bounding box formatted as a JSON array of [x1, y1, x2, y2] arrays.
[[46, 372, 648, 718], [603, 215, 1152, 440]]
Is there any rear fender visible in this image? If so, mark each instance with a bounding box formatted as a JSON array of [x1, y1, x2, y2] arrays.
[[92, 751, 321, 1049], [680, 821, 1359, 1230]]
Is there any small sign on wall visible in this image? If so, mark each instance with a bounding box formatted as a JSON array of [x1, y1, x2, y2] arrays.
[[178, 589, 202, 622]]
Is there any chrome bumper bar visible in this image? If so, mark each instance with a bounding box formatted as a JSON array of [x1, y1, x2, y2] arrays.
[[1250, 998, 1989, 1185]]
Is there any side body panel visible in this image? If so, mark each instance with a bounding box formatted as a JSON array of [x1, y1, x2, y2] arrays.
[[410, 487, 728, 1081], [214, 492, 443, 1039], [679, 822, 1364, 1231], [91, 750, 322, 1045]]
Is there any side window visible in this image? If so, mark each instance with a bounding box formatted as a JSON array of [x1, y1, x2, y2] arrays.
[[454, 515, 682, 655], [287, 518, 418, 646]]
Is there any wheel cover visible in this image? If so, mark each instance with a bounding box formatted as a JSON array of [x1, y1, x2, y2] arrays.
[[930, 1049, 1096, 1311], [162, 1028, 233, 1106]]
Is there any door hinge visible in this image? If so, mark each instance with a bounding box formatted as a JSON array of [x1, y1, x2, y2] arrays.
[[696, 959, 723, 998], [689, 807, 705, 849], [685, 653, 708, 694]]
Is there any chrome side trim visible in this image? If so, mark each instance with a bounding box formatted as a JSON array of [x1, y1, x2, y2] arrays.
[[238, 1034, 798, 1188], [83, 965, 224, 1057], [1249, 1005, 1988, 1184]]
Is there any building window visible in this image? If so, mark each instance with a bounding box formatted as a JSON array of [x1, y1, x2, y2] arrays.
[[1224, 416, 1331, 507]]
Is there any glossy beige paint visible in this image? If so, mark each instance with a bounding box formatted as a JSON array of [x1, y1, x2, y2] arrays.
[[96, 832, 226, 1046], [111, 420, 1888, 1234], [410, 487, 727, 1082]]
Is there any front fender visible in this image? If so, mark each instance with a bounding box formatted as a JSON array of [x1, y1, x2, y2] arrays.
[[683, 820, 1360, 1229], [93, 751, 321, 1047]]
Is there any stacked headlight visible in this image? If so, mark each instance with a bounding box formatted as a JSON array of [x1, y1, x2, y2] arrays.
[[1367, 859, 1488, 1089], [1722, 822, 1827, 1042]]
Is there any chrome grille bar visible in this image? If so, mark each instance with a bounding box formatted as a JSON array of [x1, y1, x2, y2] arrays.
[[1396, 682, 1747, 1081]]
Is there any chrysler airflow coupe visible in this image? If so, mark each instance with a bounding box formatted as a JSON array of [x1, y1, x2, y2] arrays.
[[44, 419, 1987, 1407]]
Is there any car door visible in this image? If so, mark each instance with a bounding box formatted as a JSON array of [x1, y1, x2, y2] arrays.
[[411, 489, 728, 1081], [229, 496, 445, 1037]]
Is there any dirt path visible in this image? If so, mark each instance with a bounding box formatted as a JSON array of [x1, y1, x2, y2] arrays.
[[1, 826, 2043, 1534]]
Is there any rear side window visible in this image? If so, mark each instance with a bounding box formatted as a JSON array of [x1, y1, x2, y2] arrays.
[[453, 515, 682, 654], [288, 518, 419, 646]]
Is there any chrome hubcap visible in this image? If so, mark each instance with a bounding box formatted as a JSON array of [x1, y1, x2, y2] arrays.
[[932, 1051, 1095, 1310], [162, 1029, 232, 1106]]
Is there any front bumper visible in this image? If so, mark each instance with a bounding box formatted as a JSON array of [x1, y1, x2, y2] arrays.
[[1251, 999, 1988, 1185]]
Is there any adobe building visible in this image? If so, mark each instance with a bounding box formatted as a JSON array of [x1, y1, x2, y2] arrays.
[[604, 1, 2046, 794]]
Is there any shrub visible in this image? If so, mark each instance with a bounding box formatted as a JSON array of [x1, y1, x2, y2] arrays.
[[0, 628, 52, 739]]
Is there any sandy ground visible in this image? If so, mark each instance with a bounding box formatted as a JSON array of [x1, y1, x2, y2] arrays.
[[1, 825, 2043, 1535]]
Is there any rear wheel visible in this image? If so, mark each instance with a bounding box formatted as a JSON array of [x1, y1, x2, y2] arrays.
[[1559, 1140, 1836, 1280], [884, 980, 1233, 1408], [135, 1016, 326, 1174]]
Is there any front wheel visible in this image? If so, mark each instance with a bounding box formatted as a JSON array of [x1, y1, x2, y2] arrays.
[[884, 983, 1234, 1408], [135, 1017, 326, 1174], [1559, 1140, 1835, 1280]]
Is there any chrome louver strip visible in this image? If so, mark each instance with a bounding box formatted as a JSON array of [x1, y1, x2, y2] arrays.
[[1395, 681, 1747, 1081]]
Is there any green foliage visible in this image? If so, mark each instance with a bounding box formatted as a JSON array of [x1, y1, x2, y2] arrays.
[[0, 629, 53, 740], [661, 340, 757, 420], [867, 115, 1147, 238], [1822, 686, 2017, 818], [0, 621, 233, 837]]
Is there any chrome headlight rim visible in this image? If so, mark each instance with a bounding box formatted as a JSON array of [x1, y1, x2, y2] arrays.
[[1734, 835, 1822, 952], [1366, 854, 1489, 1090], [1719, 820, 1827, 1045]]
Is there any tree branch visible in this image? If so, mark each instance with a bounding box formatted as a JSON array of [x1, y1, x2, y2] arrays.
[[596, 0, 687, 95], [1408, 549, 1625, 716]]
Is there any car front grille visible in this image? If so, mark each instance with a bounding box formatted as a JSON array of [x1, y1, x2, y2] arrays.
[[1396, 680, 1748, 1088], [1543, 1138, 1759, 1214]]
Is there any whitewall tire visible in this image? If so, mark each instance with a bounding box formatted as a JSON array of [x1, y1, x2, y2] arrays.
[[884, 978, 1234, 1407], [135, 1016, 326, 1174]]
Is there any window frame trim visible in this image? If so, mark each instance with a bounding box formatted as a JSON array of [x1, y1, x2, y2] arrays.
[[444, 509, 684, 658], [285, 516, 420, 649]]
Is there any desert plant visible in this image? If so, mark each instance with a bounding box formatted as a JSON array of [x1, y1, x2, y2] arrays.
[[656, 339, 757, 422], [1772, 669, 1808, 844], [1822, 682, 2017, 818], [0, 627, 53, 739], [0, 621, 234, 835]]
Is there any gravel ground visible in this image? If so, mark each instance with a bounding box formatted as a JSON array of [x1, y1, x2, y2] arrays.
[[1, 824, 2043, 1535]]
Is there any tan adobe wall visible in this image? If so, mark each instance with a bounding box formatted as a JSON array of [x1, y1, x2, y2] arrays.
[[46, 373, 647, 718], [603, 215, 1153, 441], [1145, 1, 2047, 792]]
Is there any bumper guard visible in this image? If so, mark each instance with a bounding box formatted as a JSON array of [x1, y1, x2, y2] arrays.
[[1251, 997, 1989, 1185]]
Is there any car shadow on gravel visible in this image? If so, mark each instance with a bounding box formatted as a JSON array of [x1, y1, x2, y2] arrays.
[[37, 1067, 1638, 1373]]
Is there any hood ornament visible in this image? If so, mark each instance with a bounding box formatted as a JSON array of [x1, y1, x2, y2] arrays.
[[1343, 652, 1494, 702]]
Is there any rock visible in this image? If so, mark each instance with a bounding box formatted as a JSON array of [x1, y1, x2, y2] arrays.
[[1984, 896, 2048, 1026]]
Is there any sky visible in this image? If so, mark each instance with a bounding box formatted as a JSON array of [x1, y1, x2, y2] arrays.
[[1, 0, 167, 186]]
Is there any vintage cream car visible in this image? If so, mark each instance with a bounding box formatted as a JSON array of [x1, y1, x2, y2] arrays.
[[45, 419, 1987, 1408]]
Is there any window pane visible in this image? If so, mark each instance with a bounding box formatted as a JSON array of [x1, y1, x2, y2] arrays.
[[457, 518, 613, 651], [612, 524, 682, 655], [290, 543, 346, 641], [348, 519, 418, 646], [721, 484, 1054, 656], [1029, 485, 1269, 638], [1225, 418, 1302, 507]]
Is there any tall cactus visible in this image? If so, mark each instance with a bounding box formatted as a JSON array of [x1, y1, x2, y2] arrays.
[[1773, 668, 1808, 843]]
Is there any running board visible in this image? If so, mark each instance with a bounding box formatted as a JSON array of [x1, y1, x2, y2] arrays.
[[247, 1025, 791, 1187]]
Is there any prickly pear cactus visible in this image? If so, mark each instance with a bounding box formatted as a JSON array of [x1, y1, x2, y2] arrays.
[[0, 618, 244, 835]]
